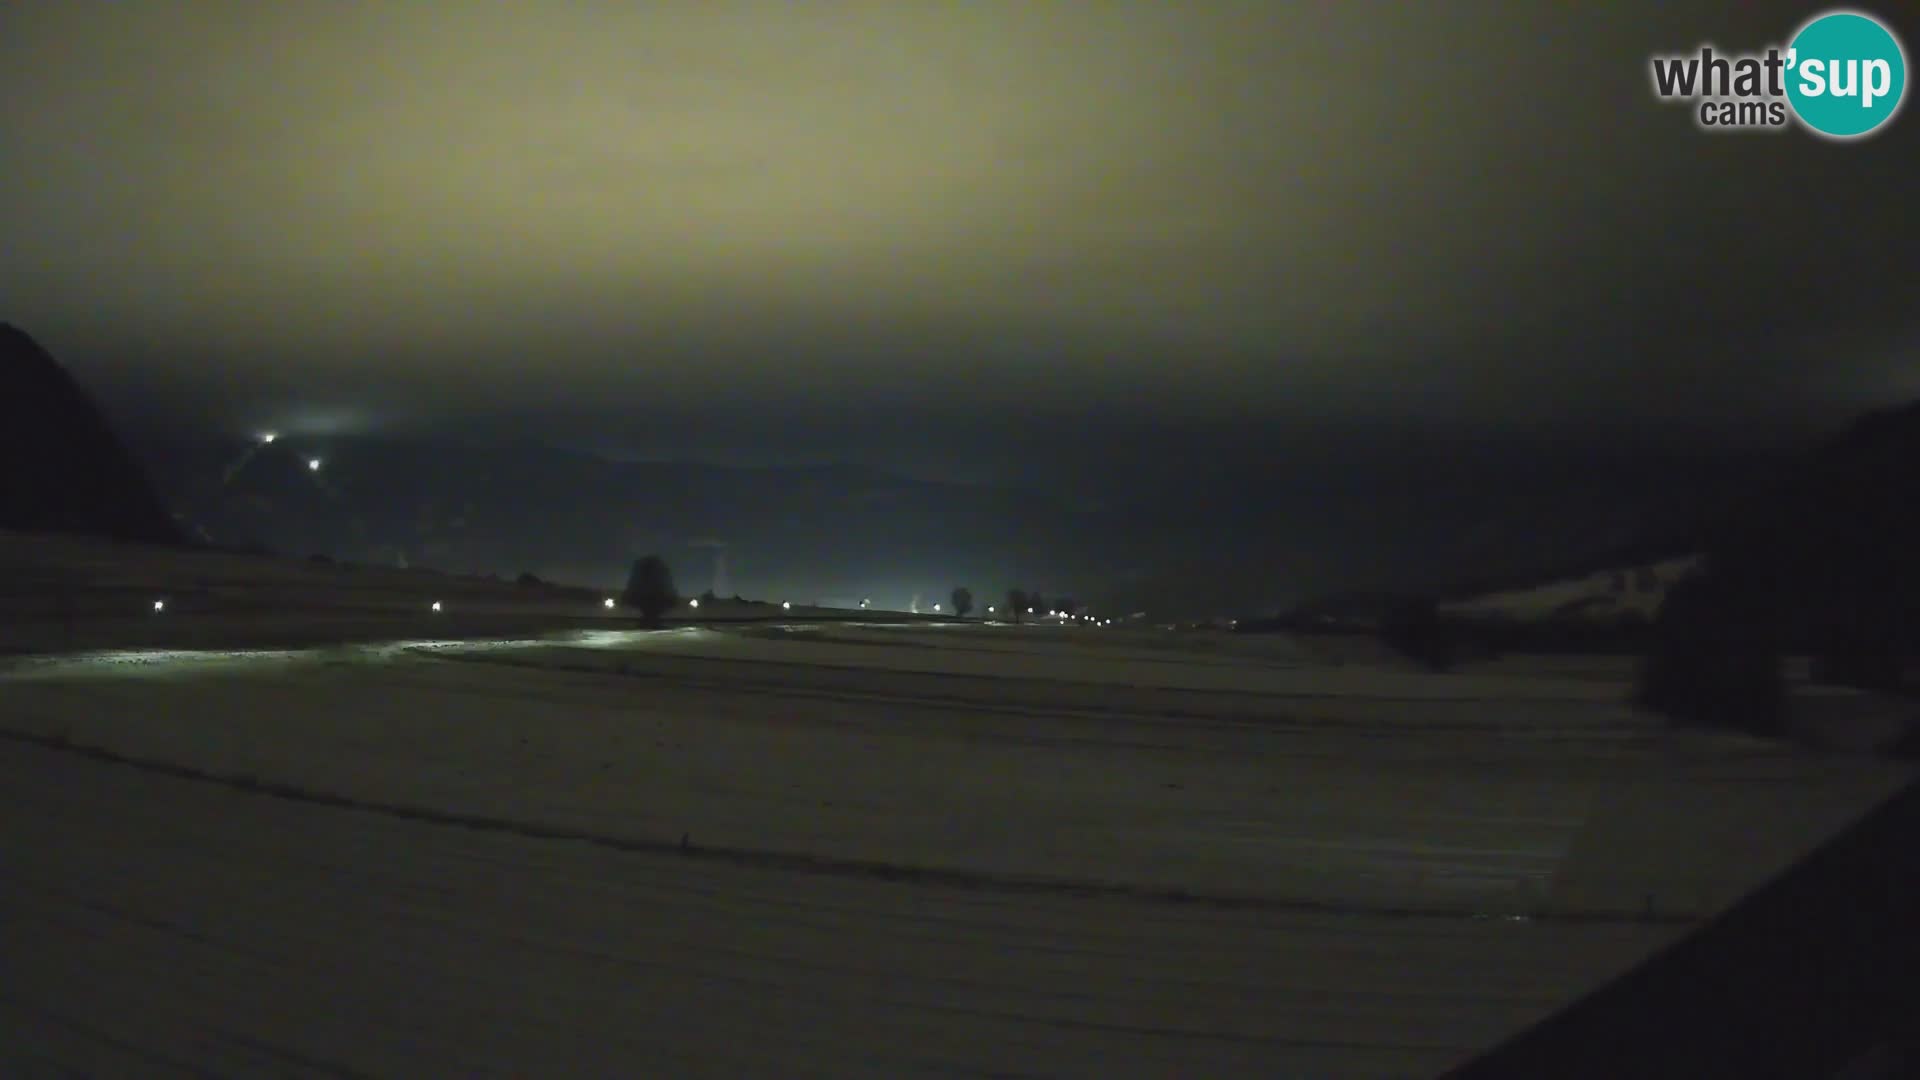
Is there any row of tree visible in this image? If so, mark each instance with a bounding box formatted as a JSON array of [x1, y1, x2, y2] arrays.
[[617, 555, 1090, 631], [998, 589, 1080, 623], [936, 587, 1086, 621]]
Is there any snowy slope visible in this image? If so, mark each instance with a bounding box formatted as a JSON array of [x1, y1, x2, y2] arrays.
[[1443, 555, 1702, 624]]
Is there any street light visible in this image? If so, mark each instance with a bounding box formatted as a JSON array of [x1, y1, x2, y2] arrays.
[[429, 601, 442, 612], [603, 598, 616, 609], [260, 432, 277, 444], [307, 458, 322, 472], [933, 603, 942, 612], [782, 601, 792, 610], [152, 599, 166, 614], [688, 598, 700, 609]]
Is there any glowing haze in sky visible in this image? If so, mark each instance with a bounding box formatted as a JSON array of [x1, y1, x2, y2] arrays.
[[0, 1, 1914, 466]]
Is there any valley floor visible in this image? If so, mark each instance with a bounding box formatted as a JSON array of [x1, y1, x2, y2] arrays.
[[0, 537, 1911, 1076]]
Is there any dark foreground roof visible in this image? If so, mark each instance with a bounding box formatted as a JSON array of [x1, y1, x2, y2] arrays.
[[1444, 773, 1920, 1078]]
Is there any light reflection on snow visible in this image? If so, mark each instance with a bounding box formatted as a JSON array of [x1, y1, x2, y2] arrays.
[[0, 628, 726, 681], [0, 647, 317, 680], [558, 627, 720, 649], [392, 638, 550, 653]]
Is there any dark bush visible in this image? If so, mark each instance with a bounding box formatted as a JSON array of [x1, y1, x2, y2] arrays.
[[951, 586, 974, 619], [1636, 565, 1785, 736], [516, 571, 544, 587], [1804, 548, 1909, 691], [1379, 597, 1457, 672]]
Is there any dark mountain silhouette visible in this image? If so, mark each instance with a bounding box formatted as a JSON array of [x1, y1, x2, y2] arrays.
[[139, 434, 1078, 601], [126, 428, 1767, 616], [0, 324, 183, 545], [1328, 397, 1920, 684]]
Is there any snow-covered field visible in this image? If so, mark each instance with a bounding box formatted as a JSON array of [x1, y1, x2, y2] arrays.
[[0, 538, 1912, 1076]]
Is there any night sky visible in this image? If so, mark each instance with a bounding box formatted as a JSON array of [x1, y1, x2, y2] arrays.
[[2, 1, 1916, 481]]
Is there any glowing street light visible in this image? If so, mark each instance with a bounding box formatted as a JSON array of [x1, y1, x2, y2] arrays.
[[782, 601, 792, 610], [152, 599, 166, 613], [603, 598, 616, 609], [307, 458, 322, 472], [260, 432, 277, 444], [933, 603, 942, 612], [688, 598, 700, 609], [430, 601, 442, 612], [986, 605, 995, 613], [1027, 607, 1034, 614]]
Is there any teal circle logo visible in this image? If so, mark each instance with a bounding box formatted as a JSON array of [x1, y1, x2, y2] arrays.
[[1786, 10, 1907, 139]]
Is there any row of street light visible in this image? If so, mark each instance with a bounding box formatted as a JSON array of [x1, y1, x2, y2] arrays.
[[145, 592, 1115, 625]]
